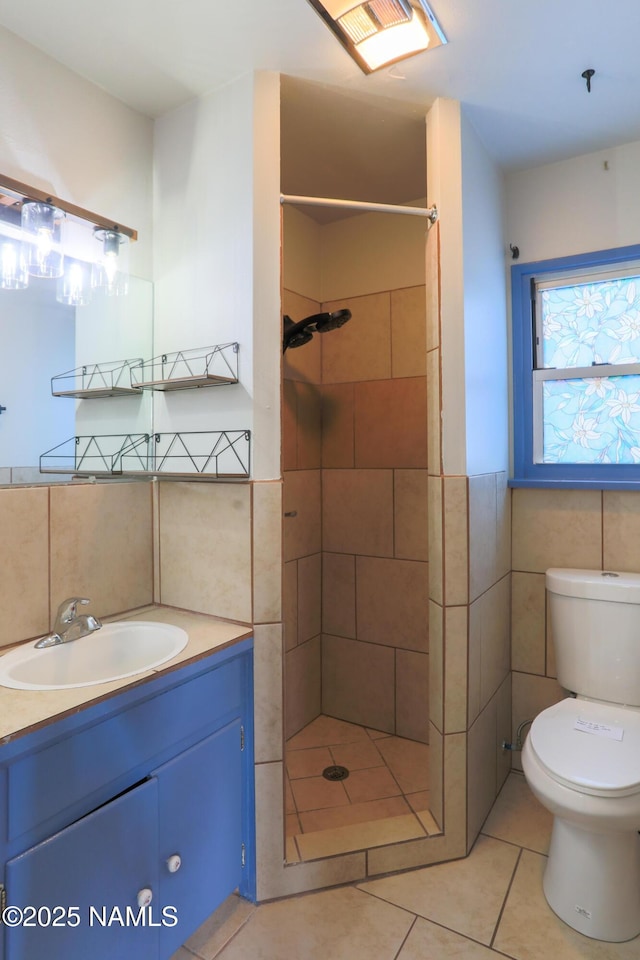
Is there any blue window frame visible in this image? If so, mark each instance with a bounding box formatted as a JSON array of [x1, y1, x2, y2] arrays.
[[512, 243, 640, 488]]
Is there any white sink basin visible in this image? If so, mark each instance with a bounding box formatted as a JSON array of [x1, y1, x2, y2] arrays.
[[0, 621, 189, 690]]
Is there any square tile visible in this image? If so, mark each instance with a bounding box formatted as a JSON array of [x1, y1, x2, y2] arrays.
[[287, 715, 371, 750], [322, 469, 394, 557], [356, 556, 428, 651], [443, 476, 468, 606], [512, 571, 546, 675], [397, 916, 497, 960], [291, 775, 349, 812], [395, 649, 430, 743], [322, 634, 395, 733], [512, 488, 602, 574], [329, 739, 384, 771], [0, 486, 49, 647], [358, 835, 520, 945], [295, 381, 322, 469], [603, 490, 640, 573], [321, 383, 354, 468], [299, 796, 410, 833], [376, 736, 430, 794], [285, 637, 321, 739], [354, 378, 428, 469], [322, 292, 392, 384], [322, 552, 356, 639], [283, 470, 322, 561], [297, 814, 426, 860], [297, 553, 321, 643], [286, 746, 333, 780], [344, 766, 402, 803]]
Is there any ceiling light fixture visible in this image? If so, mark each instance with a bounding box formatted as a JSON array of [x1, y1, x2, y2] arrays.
[[307, 0, 446, 73], [0, 173, 136, 304]]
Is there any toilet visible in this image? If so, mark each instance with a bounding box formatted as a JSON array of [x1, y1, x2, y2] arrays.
[[521, 568, 640, 943]]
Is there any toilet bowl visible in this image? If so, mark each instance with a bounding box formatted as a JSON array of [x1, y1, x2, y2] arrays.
[[521, 568, 640, 943], [522, 697, 640, 941]]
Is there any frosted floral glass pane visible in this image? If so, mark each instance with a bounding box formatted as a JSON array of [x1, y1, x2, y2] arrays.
[[542, 375, 640, 464], [541, 276, 640, 368]]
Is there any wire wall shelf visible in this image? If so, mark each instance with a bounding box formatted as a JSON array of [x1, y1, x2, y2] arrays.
[[40, 430, 251, 480], [132, 342, 239, 391], [51, 358, 144, 398]]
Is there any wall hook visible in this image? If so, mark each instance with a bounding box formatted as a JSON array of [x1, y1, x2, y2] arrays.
[[509, 244, 520, 260], [581, 68, 595, 93]]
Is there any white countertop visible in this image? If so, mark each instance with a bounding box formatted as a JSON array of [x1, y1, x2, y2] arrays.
[[0, 606, 252, 744]]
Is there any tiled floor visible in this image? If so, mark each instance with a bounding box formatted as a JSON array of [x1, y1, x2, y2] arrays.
[[172, 771, 640, 960], [284, 715, 439, 861]]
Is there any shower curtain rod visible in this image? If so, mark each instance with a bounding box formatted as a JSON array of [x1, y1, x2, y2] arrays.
[[280, 194, 438, 224]]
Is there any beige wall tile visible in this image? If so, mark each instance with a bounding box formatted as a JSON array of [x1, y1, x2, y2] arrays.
[[479, 576, 511, 711], [285, 636, 321, 739], [282, 379, 297, 471], [495, 472, 511, 580], [396, 649, 430, 743], [322, 469, 393, 557], [428, 601, 444, 733], [0, 486, 49, 646], [158, 481, 250, 622], [428, 477, 443, 604], [151, 480, 160, 604], [253, 622, 284, 764], [321, 383, 354, 468], [283, 560, 298, 652], [443, 476, 468, 606], [295, 381, 322, 469], [495, 675, 512, 791], [394, 469, 429, 561], [426, 222, 440, 352], [354, 377, 427, 469], [603, 490, 640, 572], [282, 290, 322, 384], [283, 470, 321, 561], [322, 634, 395, 733], [322, 292, 391, 384], [545, 591, 557, 678], [512, 488, 602, 573], [429, 721, 443, 830], [52, 481, 153, 621], [297, 814, 426, 860], [512, 572, 545, 675], [468, 473, 496, 602], [467, 697, 497, 847], [444, 605, 468, 734], [427, 348, 441, 476], [468, 597, 482, 726], [252, 480, 282, 624], [391, 286, 427, 379], [443, 732, 467, 849], [297, 553, 321, 643], [356, 556, 429, 652], [322, 552, 356, 639]]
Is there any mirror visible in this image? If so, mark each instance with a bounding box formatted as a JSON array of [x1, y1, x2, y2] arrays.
[[0, 273, 153, 483]]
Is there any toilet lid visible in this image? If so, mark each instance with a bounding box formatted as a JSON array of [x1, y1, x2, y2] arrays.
[[529, 698, 640, 798]]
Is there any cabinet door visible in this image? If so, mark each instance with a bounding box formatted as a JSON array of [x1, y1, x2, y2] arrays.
[[154, 720, 243, 957], [5, 779, 159, 960]]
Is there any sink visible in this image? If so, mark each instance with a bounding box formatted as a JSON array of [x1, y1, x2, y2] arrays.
[[0, 621, 189, 690]]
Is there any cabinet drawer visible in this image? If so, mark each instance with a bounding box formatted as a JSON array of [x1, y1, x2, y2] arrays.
[[8, 655, 244, 841]]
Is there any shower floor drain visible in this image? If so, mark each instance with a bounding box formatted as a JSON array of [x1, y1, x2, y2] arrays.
[[322, 765, 349, 781]]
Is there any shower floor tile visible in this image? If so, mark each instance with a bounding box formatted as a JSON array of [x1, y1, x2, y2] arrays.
[[285, 714, 439, 861]]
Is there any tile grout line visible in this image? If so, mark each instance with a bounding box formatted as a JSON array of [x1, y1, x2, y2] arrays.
[[391, 914, 419, 960], [488, 847, 523, 951]]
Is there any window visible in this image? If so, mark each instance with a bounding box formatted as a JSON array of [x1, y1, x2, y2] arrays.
[[512, 244, 640, 487]]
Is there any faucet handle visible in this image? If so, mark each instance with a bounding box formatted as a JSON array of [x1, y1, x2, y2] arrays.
[[55, 597, 90, 625]]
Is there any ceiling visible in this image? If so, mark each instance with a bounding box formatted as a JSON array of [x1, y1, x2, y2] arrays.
[[1, 0, 640, 174]]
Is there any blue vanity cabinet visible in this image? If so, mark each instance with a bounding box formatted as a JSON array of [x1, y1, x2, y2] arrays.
[[0, 637, 254, 960]]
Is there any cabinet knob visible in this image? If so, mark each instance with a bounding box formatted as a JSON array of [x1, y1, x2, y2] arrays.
[[166, 854, 182, 873], [137, 888, 153, 909]]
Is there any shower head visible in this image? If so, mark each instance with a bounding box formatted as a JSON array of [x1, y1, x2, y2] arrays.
[[283, 309, 352, 352]]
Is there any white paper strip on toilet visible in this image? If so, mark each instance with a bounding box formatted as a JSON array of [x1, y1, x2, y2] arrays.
[[574, 718, 624, 741]]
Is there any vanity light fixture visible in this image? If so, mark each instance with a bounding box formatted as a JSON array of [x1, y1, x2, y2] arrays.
[[307, 0, 447, 73], [0, 173, 137, 303]]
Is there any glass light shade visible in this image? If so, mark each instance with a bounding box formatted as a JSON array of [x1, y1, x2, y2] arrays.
[[20, 201, 65, 278], [0, 239, 29, 290], [92, 228, 129, 296], [57, 258, 93, 306], [355, 14, 430, 69]]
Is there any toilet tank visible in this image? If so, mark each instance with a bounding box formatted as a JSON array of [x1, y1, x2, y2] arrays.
[[546, 568, 640, 706]]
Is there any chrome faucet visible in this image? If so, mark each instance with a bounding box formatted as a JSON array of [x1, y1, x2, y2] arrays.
[[34, 597, 102, 649]]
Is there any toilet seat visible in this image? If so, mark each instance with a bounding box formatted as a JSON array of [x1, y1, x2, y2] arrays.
[[529, 698, 640, 798]]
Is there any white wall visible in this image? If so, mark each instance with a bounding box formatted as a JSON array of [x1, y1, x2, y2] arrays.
[[461, 111, 508, 475], [505, 139, 640, 263], [153, 72, 281, 479]]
